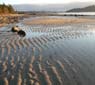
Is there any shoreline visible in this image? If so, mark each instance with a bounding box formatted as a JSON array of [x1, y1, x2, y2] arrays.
[[1, 15, 95, 27], [0, 14, 30, 27]]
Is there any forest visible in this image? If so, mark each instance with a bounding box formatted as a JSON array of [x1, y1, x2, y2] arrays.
[[0, 3, 15, 14]]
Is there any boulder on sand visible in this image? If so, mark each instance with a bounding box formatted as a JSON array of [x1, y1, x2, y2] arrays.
[[11, 26, 20, 32], [11, 26, 26, 37], [17, 30, 26, 37]]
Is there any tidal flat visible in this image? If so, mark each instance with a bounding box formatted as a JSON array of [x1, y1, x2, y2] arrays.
[[0, 15, 95, 85]]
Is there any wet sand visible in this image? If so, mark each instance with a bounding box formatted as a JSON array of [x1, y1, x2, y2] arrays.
[[0, 16, 95, 85], [24, 16, 95, 25]]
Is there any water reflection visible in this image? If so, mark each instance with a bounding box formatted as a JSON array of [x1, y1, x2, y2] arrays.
[[26, 32, 46, 38]]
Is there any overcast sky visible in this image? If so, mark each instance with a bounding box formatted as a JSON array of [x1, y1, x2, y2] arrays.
[[1, 0, 95, 5]]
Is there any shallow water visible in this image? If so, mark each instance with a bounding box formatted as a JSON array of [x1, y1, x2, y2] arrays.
[[0, 16, 95, 85]]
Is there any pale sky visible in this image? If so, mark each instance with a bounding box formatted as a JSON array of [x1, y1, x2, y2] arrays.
[[0, 0, 95, 5]]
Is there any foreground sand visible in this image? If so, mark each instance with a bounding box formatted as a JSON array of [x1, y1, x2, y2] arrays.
[[0, 16, 95, 85]]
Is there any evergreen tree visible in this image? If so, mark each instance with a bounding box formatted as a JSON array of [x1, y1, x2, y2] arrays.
[[8, 5, 15, 13], [0, 3, 15, 14]]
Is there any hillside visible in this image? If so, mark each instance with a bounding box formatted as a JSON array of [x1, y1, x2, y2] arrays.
[[0, 4, 15, 14], [13, 2, 95, 12], [67, 5, 95, 12]]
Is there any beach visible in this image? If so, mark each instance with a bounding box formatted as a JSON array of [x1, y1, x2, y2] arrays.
[[24, 16, 95, 25], [0, 15, 95, 85], [0, 14, 30, 27]]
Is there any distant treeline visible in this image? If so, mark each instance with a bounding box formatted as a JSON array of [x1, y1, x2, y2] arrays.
[[0, 4, 15, 14]]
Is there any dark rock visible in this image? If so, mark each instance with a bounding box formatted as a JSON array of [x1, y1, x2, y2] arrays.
[[17, 30, 26, 37]]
